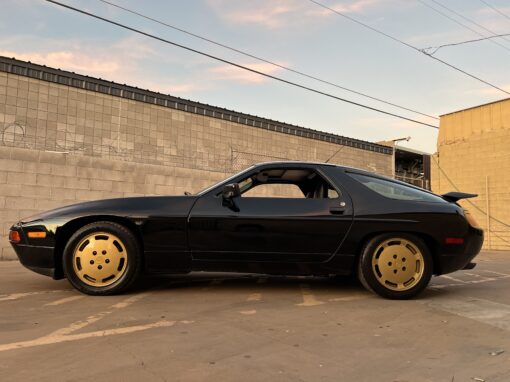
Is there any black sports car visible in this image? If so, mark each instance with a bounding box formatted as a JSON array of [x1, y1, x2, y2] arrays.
[[9, 161, 483, 299]]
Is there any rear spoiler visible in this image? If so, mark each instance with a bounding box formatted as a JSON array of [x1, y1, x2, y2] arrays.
[[441, 192, 477, 203]]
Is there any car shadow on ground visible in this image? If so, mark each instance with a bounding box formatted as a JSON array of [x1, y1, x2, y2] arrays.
[[136, 272, 364, 293]]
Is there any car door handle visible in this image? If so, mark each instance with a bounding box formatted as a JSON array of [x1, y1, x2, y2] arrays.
[[330, 203, 346, 214]]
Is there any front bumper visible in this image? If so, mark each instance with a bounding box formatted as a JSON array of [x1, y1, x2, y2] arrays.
[[437, 227, 484, 275], [11, 243, 58, 278], [9, 222, 61, 279]]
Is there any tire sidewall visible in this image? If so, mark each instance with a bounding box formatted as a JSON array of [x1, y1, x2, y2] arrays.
[[359, 233, 432, 300], [63, 221, 141, 295]]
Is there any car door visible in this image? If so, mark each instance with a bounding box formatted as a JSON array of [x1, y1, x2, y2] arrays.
[[187, 166, 353, 263]]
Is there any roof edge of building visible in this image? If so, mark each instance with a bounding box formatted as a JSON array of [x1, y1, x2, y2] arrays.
[[0, 55, 392, 155], [439, 97, 510, 118]]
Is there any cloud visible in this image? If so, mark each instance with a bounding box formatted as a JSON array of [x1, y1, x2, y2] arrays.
[[311, 0, 384, 16], [208, 62, 286, 83], [0, 50, 120, 76], [207, 0, 385, 29], [0, 41, 201, 95], [465, 84, 510, 98]]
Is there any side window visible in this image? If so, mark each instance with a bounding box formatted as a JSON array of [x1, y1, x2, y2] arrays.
[[238, 168, 340, 199], [328, 187, 339, 199], [243, 183, 305, 198], [348, 173, 445, 202]]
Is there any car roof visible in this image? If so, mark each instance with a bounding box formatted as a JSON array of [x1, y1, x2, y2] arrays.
[[253, 160, 370, 173], [253, 161, 433, 192]]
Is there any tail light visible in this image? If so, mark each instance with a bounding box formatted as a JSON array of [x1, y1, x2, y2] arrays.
[[9, 230, 21, 243], [464, 209, 481, 229], [445, 237, 464, 244]]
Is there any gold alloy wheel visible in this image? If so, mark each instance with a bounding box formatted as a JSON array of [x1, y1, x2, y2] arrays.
[[72, 232, 128, 287], [371, 238, 425, 291]]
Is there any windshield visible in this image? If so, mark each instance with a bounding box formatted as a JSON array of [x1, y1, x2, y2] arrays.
[[197, 165, 256, 196]]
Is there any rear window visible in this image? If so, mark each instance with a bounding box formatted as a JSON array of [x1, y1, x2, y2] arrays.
[[349, 173, 445, 202]]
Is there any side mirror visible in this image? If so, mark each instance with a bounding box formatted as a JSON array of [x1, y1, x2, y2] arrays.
[[222, 183, 240, 211], [222, 183, 240, 200]]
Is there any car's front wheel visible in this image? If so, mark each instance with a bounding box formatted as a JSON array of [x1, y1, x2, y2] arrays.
[[358, 233, 432, 299], [63, 221, 141, 295]]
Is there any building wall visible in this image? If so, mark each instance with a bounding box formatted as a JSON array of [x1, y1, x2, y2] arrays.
[[0, 66, 392, 260], [0, 146, 229, 260], [431, 99, 510, 250]]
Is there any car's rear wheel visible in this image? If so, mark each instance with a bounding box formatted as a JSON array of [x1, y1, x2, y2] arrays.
[[358, 233, 432, 299], [63, 221, 141, 295]]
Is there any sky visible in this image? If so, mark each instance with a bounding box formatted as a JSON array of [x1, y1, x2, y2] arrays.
[[1, 0, 510, 153]]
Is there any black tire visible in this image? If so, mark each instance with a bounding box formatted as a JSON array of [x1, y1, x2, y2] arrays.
[[358, 233, 433, 300], [63, 221, 142, 295]]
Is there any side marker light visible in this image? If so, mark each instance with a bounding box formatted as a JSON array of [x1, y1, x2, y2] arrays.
[[27, 231, 47, 239]]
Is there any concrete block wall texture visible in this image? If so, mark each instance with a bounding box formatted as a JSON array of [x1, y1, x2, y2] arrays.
[[0, 60, 393, 260], [0, 145, 229, 260], [0, 70, 392, 176], [432, 99, 510, 251]]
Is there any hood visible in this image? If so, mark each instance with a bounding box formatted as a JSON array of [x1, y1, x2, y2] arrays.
[[20, 196, 198, 224]]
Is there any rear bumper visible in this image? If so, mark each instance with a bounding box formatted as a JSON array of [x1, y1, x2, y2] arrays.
[[437, 227, 484, 275], [12, 243, 58, 279]]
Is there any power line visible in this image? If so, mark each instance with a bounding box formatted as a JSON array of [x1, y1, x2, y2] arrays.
[[44, 0, 440, 129], [479, 0, 510, 22], [428, 0, 510, 47], [95, 0, 437, 120], [417, 0, 510, 54], [422, 32, 510, 55], [307, 0, 510, 95]]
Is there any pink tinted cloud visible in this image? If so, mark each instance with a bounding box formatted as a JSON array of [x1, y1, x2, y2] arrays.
[[208, 0, 386, 28], [0, 50, 120, 76], [314, 0, 384, 15], [0, 47, 200, 95]]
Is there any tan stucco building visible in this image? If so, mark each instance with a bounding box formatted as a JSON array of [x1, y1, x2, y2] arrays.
[[431, 98, 510, 250]]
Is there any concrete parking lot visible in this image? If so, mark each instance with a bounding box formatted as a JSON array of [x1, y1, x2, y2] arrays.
[[1, 251, 509, 382]]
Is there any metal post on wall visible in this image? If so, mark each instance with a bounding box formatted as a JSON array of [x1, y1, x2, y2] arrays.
[[486, 175, 491, 250]]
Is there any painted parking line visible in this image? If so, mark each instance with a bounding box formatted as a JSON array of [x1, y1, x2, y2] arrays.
[[464, 272, 494, 281], [239, 310, 257, 315], [44, 295, 85, 306], [328, 293, 370, 302], [482, 270, 510, 278], [432, 269, 510, 288], [439, 274, 468, 284], [0, 292, 158, 352], [0, 290, 70, 302], [296, 284, 325, 307], [111, 293, 149, 309], [246, 293, 261, 302], [0, 320, 178, 352], [48, 293, 151, 337], [429, 297, 510, 332]]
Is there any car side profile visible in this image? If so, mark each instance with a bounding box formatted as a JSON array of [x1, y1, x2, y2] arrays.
[[9, 161, 484, 299]]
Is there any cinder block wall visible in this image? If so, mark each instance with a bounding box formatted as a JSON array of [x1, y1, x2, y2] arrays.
[[431, 100, 510, 250], [0, 58, 393, 260], [0, 146, 227, 259]]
